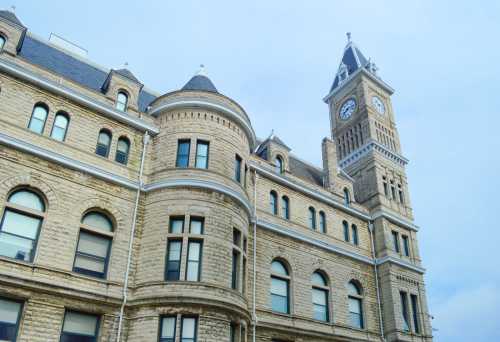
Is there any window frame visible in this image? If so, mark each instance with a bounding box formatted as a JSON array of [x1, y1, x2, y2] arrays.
[[180, 316, 198, 342], [308, 207, 316, 230], [73, 211, 114, 279], [189, 217, 204, 235], [194, 140, 209, 169], [410, 294, 421, 334], [169, 216, 185, 234], [0, 297, 24, 342], [95, 129, 112, 157], [270, 260, 291, 314], [159, 315, 177, 342], [0, 188, 46, 263], [343, 188, 351, 206], [311, 271, 329, 322], [275, 155, 284, 174], [165, 239, 183, 281], [59, 310, 100, 342], [116, 90, 129, 112], [351, 224, 359, 245], [50, 111, 70, 142], [235, 154, 242, 183], [343, 220, 350, 242], [28, 103, 49, 135], [270, 191, 278, 215], [318, 211, 326, 233], [185, 239, 203, 282], [115, 136, 131, 165], [392, 231, 400, 253], [400, 291, 410, 332], [347, 281, 364, 329], [281, 196, 290, 220], [176, 139, 191, 168], [402, 235, 410, 257]]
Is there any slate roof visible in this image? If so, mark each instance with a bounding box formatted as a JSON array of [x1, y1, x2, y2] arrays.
[[18, 35, 156, 112], [182, 74, 218, 93], [0, 10, 25, 27], [289, 156, 324, 186], [330, 42, 370, 91]]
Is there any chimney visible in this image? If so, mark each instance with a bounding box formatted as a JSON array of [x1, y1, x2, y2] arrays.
[[322, 137, 338, 191]]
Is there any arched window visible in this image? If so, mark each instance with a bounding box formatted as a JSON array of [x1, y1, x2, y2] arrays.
[[275, 156, 284, 174], [0, 189, 45, 262], [270, 260, 290, 314], [0, 35, 5, 50], [312, 272, 329, 322], [50, 112, 69, 141], [308, 207, 316, 229], [116, 91, 128, 111], [115, 137, 130, 165], [28, 103, 49, 134], [319, 211, 326, 233], [95, 129, 112, 157], [281, 196, 290, 220], [343, 220, 350, 242], [351, 224, 358, 245], [73, 211, 114, 278], [270, 191, 278, 215], [348, 281, 364, 329], [343, 188, 351, 206]]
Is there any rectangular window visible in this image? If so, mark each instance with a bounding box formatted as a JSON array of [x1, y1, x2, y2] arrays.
[[169, 217, 184, 234], [186, 240, 202, 281], [231, 250, 240, 290], [0, 209, 41, 262], [235, 155, 242, 183], [189, 217, 204, 235], [343, 222, 350, 242], [270, 277, 289, 314], [400, 291, 410, 332], [176, 140, 191, 168], [195, 141, 209, 169], [60, 311, 99, 342], [402, 235, 410, 257], [159, 316, 176, 342], [383, 182, 388, 196], [165, 240, 182, 281], [73, 231, 111, 279], [352, 225, 359, 246], [392, 231, 400, 253], [181, 316, 197, 342], [233, 228, 241, 247], [230, 323, 237, 342], [391, 186, 396, 200], [411, 294, 420, 334], [399, 187, 404, 204], [0, 298, 22, 342]]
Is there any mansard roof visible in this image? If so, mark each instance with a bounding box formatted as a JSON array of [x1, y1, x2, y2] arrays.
[[18, 34, 156, 111], [0, 10, 25, 28], [182, 66, 218, 93]]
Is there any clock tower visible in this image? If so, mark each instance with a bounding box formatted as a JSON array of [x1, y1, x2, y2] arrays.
[[324, 34, 433, 341]]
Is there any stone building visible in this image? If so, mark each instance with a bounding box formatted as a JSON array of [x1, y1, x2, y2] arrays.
[[0, 10, 432, 342]]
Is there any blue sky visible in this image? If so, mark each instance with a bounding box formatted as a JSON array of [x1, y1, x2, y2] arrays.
[[10, 1, 500, 340]]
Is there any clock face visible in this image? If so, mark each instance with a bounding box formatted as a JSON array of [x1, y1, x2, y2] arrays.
[[372, 96, 386, 115], [339, 98, 356, 120]]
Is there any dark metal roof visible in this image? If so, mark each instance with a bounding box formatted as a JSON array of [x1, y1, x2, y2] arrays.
[[0, 10, 25, 27], [18, 35, 156, 112], [289, 156, 324, 186], [330, 43, 370, 91], [182, 74, 218, 93]]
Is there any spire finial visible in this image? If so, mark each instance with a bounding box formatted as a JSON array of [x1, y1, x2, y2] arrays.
[[10, 5, 16, 12], [196, 64, 207, 76], [124, 62, 129, 68], [346, 32, 351, 43]]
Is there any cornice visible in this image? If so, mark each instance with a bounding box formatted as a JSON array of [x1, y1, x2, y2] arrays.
[[339, 140, 408, 169], [148, 98, 256, 149], [376, 255, 425, 273], [0, 58, 159, 134]]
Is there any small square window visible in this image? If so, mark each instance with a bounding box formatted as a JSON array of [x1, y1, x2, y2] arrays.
[[190, 217, 204, 235], [169, 217, 185, 234]]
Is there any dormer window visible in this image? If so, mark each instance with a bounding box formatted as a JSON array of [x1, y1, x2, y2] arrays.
[[116, 91, 128, 111], [338, 63, 349, 84], [275, 156, 284, 174]]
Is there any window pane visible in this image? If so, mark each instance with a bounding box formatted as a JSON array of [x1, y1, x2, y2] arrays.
[[411, 294, 420, 334], [349, 297, 361, 314], [181, 317, 196, 338], [116, 92, 127, 111], [343, 222, 350, 242], [168, 241, 182, 260], [77, 232, 110, 258], [51, 114, 69, 141], [63, 311, 98, 335], [170, 219, 184, 234], [2, 210, 40, 239], [271, 294, 288, 313], [74, 254, 105, 274], [235, 155, 242, 182], [271, 261, 287, 276], [195, 142, 209, 169], [8, 190, 44, 211], [348, 282, 361, 296], [190, 218, 203, 234], [0, 230, 35, 261], [271, 278, 288, 296], [98, 131, 111, 146], [0, 299, 21, 324], [186, 261, 199, 281], [29, 106, 48, 133], [352, 225, 358, 245], [350, 312, 362, 329], [311, 272, 326, 286], [313, 304, 327, 321], [82, 212, 113, 232], [176, 140, 190, 168], [312, 288, 327, 306], [161, 316, 176, 338]]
